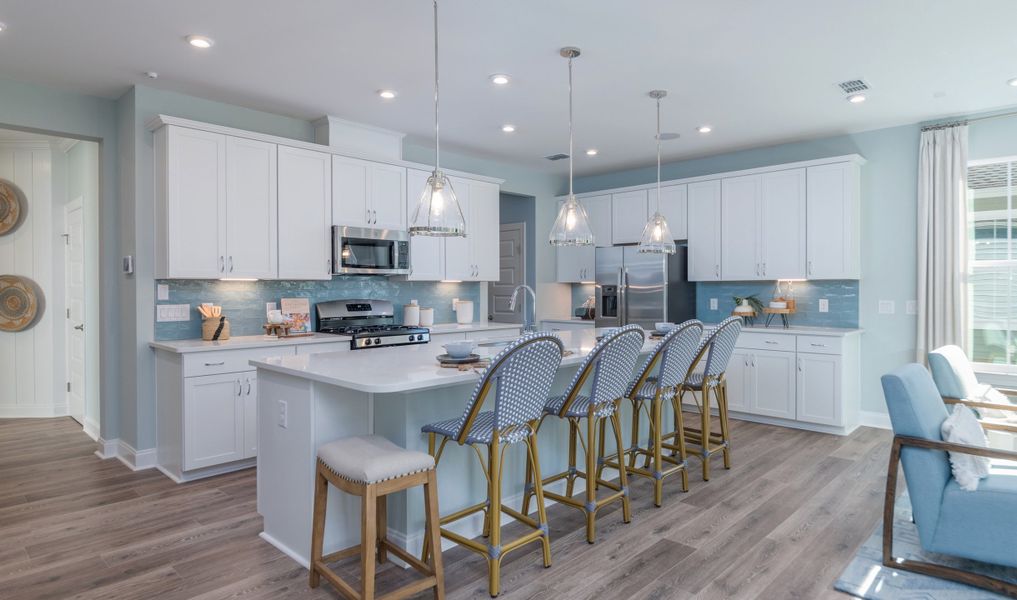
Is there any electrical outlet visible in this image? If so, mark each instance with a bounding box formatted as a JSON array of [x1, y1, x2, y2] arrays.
[[906, 300, 917, 315], [452, 297, 459, 311], [709, 298, 718, 310], [277, 400, 288, 429], [156, 304, 190, 322], [878, 300, 896, 315], [818, 298, 829, 313], [157, 284, 169, 301]]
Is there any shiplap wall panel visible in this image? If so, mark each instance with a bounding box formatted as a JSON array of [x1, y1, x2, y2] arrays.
[[0, 150, 14, 408]]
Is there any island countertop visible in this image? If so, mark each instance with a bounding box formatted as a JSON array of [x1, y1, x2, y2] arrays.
[[250, 328, 655, 394]]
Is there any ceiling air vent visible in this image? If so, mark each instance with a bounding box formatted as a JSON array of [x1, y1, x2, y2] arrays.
[[838, 79, 869, 94], [544, 153, 569, 161]]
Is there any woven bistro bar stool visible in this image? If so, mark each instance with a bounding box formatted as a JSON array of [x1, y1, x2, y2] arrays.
[[672, 317, 742, 481], [525, 324, 645, 544], [420, 332, 565, 598], [609, 319, 704, 507], [309, 434, 444, 600]]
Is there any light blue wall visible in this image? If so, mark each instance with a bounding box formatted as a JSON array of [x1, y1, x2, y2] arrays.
[[154, 279, 480, 340], [498, 192, 537, 292], [696, 281, 859, 328]]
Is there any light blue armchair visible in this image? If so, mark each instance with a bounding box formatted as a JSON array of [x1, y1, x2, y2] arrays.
[[881, 364, 1017, 596], [928, 345, 1017, 437]]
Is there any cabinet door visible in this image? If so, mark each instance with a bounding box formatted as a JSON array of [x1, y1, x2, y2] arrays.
[[242, 374, 258, 459], [332, 156, 371, 227], [807, 162, 860, 279], [370, 163, 406, 230], [796, 353, 842, 425], [611, 190, 649, 245], [184, 373, 244, 470], [163, 127, 227, 278], [721, 175, 761, 280], [278, 146, 332, 280], [649, 184, 688, 240], [580, 195, 613, 247], [723, 349, 753, 412], [405, 169, 445, 281], [749, 350, 796, 419], [687, 180, 722, 281], [556, 245, 595, 283], [470, 180, 501, 281], [760, 169, 806, 279], [225, 136, 278, 279], [443, 176, 472, 280]]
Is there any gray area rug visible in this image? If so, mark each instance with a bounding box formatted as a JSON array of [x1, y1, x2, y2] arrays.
[[834, 493, 1017, 599]]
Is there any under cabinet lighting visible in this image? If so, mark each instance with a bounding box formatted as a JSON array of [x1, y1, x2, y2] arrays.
[[440, 280, 463, 283], [219, 278, 259, 282]]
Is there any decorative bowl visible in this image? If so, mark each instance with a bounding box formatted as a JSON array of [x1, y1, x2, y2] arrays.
[[655, 322, 676, 333], [443, 341, 477, 359]]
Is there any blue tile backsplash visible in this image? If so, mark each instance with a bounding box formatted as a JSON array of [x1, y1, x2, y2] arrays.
[[154, 278, 481, 340]]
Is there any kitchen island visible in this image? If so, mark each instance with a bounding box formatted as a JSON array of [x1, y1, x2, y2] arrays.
[[250, 328, 656, 568]]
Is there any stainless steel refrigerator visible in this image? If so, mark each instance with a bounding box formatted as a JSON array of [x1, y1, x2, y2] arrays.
[[594, 245, 697, 330]]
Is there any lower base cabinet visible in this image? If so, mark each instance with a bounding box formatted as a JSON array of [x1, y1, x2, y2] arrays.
[[724, 348, 795, 419], [184, 372, 257, 470], [796, 352, 842, 426]]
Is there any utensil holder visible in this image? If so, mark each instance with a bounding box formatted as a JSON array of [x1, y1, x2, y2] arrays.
[[202, 316, 231, 341]]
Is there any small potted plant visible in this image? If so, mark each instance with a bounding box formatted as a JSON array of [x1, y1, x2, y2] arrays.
[[732, 294, 764, 315]]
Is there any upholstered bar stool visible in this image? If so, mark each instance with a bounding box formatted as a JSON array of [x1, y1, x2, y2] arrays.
[[674, 317, 742, 481], [420, 332, 565, 598], [613, 319, 704, 506], [526, 325, 645, 544], [310, 435, 444, 600]]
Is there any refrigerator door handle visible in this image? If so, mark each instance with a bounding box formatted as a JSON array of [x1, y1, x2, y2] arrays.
[[618, 267, 626, 325]]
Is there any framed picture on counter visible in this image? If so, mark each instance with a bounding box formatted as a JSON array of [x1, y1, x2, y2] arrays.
[[280, 297, 312, 334]]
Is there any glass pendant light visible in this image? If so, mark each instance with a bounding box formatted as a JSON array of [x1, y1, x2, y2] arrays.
[[638, 90, 676, 254], [409, 0, 466, 237], [549, 47, 594, 247]]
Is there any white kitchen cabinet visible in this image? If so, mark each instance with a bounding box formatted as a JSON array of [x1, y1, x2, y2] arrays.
[[749, 349, 797, 419], [687, 180, 722, 281], [611, 190, 649, 245], [404, 169, 445, 281], [723, 350, 752, 412], [242, 373, 258, 458], [155, 126, 227, 279], [796, 352, 842, 426], [225, 137, 278, 279], [648, 184, 688, 240], [331, 156, 406, 230], [721, 175, 762, 280], [759, 169, 806, 280], [277, 146, 332, 280], [444, 177, 499, 282], [444, 176, 473, 281], [556, 244, 596, 283], [806, 162, 861, 279], [540, 320, 595, 333], [580, 194, 612, 247], [184, 373, 245, 471]]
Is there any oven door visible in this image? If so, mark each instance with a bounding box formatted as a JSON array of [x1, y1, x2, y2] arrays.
[[332, 226, 410, 275]]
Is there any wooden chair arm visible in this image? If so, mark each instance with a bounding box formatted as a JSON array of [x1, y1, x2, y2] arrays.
[[943, 397, 1017, 413], [895, 434, 1017, 462]]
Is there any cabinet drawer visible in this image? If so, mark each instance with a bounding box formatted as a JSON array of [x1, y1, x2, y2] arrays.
[[734, 332, 795, 352], [796, 335, 842, 355], [183, 346, 297, 377]]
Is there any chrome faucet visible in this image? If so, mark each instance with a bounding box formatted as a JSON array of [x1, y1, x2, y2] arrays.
[[509, 284, 537, 333]]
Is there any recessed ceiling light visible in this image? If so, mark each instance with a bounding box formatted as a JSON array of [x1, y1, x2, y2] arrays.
[[1008, 78, 1017, 87], [186, 35, 214, 49], [145, 71, 159, 80], [501, 124, 516, 133], [586, 149, 598, 156], [490, 74, 511, 85], [697, 125, 712, 134], [0, 22, 7, 33], [377, 89, 397, 100], [847, 93, 866, 104]]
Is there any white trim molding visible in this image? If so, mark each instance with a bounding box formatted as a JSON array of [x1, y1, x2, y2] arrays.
[[100, 439, 158, 471], [82, 417, 100, 441], [95, 437, 119, 459], [859, 410, 892, 430], [0, 404, 68, 418]]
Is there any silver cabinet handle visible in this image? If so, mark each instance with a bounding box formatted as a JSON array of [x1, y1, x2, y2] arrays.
[[797, 357, 803, 372], [245, 378, 252, 396], [204, 361, 226, 366], [807, 260, 813, 276], [715, 264, 720, 278], [810, 343, 827, 348], [327, 258, 332, 274], [219, 256, 225, 273], [750, 355, 756, 367], [744, 356, 749, 367], [74, 324, 84, 331], [229, 256, 234, 272], [762, 262, 766, 276], [366, 208, 371, 223], [764, 340, 778, 345], [234, 379, 241, 395], [374, 209, 378, 224]]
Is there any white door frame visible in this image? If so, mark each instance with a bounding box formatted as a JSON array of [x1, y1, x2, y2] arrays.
[[488, 222, 527, 324], [64, 197, 86, 427]]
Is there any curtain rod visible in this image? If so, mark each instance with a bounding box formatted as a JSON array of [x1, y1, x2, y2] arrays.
[[921, 110, 1017, 131]]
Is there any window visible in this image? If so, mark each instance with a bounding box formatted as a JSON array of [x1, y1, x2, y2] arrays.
[[967, 158, 1017, 369]]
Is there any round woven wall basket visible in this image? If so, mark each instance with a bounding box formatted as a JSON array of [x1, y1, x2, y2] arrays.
[[0, 180, 26, 236], [0, 275, 44, 332]]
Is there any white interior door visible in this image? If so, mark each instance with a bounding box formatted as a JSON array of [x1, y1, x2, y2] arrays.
[[488, 223, 525, 323], [64, 199, 85, 424]]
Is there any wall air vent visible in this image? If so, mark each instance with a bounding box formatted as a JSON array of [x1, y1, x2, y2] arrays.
[[544, 153, 569, 161], [838, 79, 870, 94]]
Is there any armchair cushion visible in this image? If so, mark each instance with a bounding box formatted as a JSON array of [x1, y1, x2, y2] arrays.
[[933, 460, 1017, 568], [929, 345, 979, 399], [941, 403, 990, 491]]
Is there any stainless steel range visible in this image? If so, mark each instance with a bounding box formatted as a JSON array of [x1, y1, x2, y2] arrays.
[[316, 299, 430, 350]]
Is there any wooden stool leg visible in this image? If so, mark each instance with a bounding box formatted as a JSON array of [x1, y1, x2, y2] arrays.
[[595, 417, 607, 488], [673, 395, 690, 492], [521, 442, 534, 517], [611, 410, 631, 524], [309, 466, 328, 588], [628, 399, 641, 469], [526, 433, 552, 568], [652, 393, 664, 507], [422, 433, 437, 564], [361, 485, 378, 600], [718, 382, 732, 469], [566, 419, 578, 498], [701, 389, 712, 481], [424, 469, 446, 600], [585, 413, 597, 544], [376, 493, 388, 563], [488, 439, 502, 597]]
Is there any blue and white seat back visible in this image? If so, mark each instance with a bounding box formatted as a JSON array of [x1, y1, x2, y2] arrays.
[[701, 317, 742, 379]]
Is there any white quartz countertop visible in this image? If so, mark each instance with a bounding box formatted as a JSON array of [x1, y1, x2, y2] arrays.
[[149, 333, 351, 354], [541, 318, 595, 325], [250, 328, 654, 394], [426, 322, 522, 334], [709, 324, 863, 336]]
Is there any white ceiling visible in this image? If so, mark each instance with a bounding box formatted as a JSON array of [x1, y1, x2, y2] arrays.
[[0, 1, 1015, 174]]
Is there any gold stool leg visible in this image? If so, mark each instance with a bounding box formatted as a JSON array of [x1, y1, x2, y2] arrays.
[[585, 413, 597, 544], [673, 393, 690, 492], [628, 398, 641, 469], [718, 381, 732, 469], [309, 465, 327, 588], [361, 485, 378, 600], [526, 432, 552, 568], [652, 391, 665, 507], [610, 410, 632, 524], [595, 418, 607, 488], [521, 441, 534, 517], [701, 389, 712, 481], [566, 419, 578, 498], [424, 469, 446, 600], [487, 439, 502, 597]]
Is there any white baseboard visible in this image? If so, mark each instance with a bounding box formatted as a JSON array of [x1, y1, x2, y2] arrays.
[[82, 418, 100, 441], [260, 531, 310, 569], [0, 404, 68, 418], [114, 440, 158, 471], [859, 410, 892, 430], [95, 437, 119, 459]]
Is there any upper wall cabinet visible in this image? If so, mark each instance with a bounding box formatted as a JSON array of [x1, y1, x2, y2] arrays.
[[648, 184, 688, 240], [581, 194, 613, 247], [687, 180, 722, 281], [721, 169, 806, 280], [445, 177, 499, 281], [611, 190, 649, 245], [155, 126, 278, 279], [404, 169, 445, 281], [721, 175, 762, 280], [278, 146, 332, 280], [331, 156, 406, 230], [806, 162, 860, 279]]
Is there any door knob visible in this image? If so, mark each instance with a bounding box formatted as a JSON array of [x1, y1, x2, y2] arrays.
[[74, 324, 84, 331]]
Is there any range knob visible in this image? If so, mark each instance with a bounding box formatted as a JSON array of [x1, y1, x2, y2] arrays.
[[417, 334, 425, 341], [408, 334, 415, 341], [364, 338, 372, 346], [374, 337, 382, 345]]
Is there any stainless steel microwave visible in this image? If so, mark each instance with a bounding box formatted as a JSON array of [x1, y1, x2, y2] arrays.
[[331, 226, 410, 275]]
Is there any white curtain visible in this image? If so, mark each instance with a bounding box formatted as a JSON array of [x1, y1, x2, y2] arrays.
[[917, 124, 969, 361]]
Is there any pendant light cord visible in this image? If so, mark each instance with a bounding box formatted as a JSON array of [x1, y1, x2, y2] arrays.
[[656, 96, 662, 212], [433, 0, 440, 173], [568, 55, 574, 198]]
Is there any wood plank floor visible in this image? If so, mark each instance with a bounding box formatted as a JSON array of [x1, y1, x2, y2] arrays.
[[0, 417, 890, 600]]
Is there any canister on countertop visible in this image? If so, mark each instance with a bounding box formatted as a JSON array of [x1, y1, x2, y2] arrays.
[[404, 299, 420, 327], [419, 307, 434, 327], [201, 316, 231, 341], [455, 300, 474, 324]]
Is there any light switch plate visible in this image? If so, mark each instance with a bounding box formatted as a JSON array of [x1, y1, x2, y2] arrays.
[[906, 300, 917, 315], [156, 304, 190, 322], [157, 284, 169, 301], [878, 300, 896, 315], [277, 400, 288, 429], [709, 298, 718, 310], [818, 298, 829, 313]]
